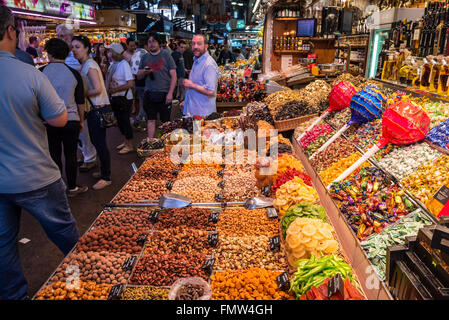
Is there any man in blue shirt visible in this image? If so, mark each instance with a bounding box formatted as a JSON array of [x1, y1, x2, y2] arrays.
[[0, 6, 80, 300], [181, 34, 219, 118]]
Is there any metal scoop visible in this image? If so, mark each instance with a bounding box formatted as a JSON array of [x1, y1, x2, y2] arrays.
[[105, 193, 273, 210]]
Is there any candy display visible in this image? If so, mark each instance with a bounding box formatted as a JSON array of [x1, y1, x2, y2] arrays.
[[299, 124, 334, 150], [376, 143, 441, 180], [285, 217, 339, 266], [290, 254, 356, 297], [211, 268, 294, 300], [426, 118, 449, 150], [361, 209, 434, 280], [328, 81, 357, 112], [310, 138, 357, 173], [319, 153, 368, 187], [420, 100, 449, 128], [329, 166, 417, 240], [325, 109, 351, 130], [281, 202, 327, 239], [216, 77, 267, 103], [400, 155, 449, 216]]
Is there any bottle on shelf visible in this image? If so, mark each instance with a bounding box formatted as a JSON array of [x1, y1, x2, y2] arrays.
[[434, 6, 446, 55], [420, 57, 433, 91], [430, 55, 443, 92], [438, 57, 449, 95], [411, 20, 422, 56]]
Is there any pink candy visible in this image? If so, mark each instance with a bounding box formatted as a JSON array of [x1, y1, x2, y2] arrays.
[[299, 124, 333, 149]]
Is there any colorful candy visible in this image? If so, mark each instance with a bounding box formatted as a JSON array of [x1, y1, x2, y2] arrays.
[[426, 118, 449, 150]]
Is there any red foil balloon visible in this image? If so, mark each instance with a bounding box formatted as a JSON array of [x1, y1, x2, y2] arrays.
[[328, 81, 357, 111]]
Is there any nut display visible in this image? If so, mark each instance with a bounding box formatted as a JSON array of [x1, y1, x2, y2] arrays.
[[217, 208, 279, 237], [49, 251, 131, 285], [34, 281, 112, 300], [152, 208, 217, 231], [213, 236, 288, 270], [144, 227, 212, 256], [93, 209, 152, 232], [75, 226, 144, 254], [223, 170, 260, 202], [122, 286, 169, 300], [310, 137, 357, 173], [171, 176, 222, 203], [128, 254, 209, 286], [211, 268, 294, 300]]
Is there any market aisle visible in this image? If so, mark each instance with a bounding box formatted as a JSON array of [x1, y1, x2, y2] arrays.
[[17, 126, 147, 298]]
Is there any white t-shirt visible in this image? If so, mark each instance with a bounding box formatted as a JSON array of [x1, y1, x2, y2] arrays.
[[108, 60, 134, 100], [81, 58, 110, 106], [65, 51, 81, 71]]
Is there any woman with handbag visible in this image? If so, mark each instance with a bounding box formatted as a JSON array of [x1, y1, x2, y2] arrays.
[[105, 43, 135, 154], [72, 35, 112, 190]]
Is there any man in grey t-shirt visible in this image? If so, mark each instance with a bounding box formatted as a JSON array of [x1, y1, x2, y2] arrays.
[[0, 6, 79, 300], [137, 33, 177, 139]]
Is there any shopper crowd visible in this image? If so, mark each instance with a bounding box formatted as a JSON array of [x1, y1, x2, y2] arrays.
[[0, 4, 226, 300]]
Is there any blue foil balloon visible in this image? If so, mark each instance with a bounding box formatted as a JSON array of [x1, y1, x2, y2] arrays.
[[348, 86, 386, 125]]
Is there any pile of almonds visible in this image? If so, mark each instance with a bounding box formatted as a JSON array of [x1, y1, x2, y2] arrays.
[[129, 253, 209, 286]]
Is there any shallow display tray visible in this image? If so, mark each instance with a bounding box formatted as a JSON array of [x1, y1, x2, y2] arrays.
[[292, 138, 394, 300]]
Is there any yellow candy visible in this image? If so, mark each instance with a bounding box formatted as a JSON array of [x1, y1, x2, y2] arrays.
[[319, 153, 370, 186]]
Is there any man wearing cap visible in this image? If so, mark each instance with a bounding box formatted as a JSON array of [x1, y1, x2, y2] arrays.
[[181, 34, 219, 118]]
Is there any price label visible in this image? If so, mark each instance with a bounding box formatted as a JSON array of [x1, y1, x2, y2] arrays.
[[220, 163, 226, 168], [217, 169, 225, 177], [208, 232, 219, 247], [327, 273, 345, 299], [266, 207, 278, 219], [276, 272, 290, 289], [136, 233, 148, 246], [202, 258, 215, 274], [149, 210, 162, 223], [269, 235, 281, 251], [122, 256, 137, 271], [215, 194, 224, 202], [107, 284, 124, 300], [261, 185, 272, 197], [209, 211, 220, 223], [221, 202, 228, 209], [166, 181, 175, 190], [433, 185, 449, 205], [218, 181, 225, 189], [171, 169, 180, 176]]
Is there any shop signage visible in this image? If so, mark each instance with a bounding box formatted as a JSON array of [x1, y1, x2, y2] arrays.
[[7, 0, 95, 20]]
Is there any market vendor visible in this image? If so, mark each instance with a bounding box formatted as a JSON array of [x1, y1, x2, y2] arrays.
[[181, 34, 219, 118]]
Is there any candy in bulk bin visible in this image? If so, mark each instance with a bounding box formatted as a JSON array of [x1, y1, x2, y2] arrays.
[[426, 118, 449, 150], [329, 100, 431, 187], [310, 86, 386, 159], [297, 81, 357, 141]]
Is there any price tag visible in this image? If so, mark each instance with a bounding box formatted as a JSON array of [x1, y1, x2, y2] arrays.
[[220, 163, 226, 168], [276, 272, 289, 289], [171, 169, 180, 176], [208, 232, 219, 247], [136, 233, 148, 246], [107, 284, 124, 300], [209, 211, 220, 223], [149, 210, 162, 223], [215, 194, 224, 202], [266, 207, 278, 219], [433, 185, 449, 205], [122, 256, 137, 271], [218, 181, 225, 189], [269, 235, 281, 251], [202, 258, 215, 274], [221, 202, 228, 209], [131, 162, 138, 174], [327, 273, 345, 299], [166, 181, 175, 191], [261, 185, 272, 197], [217, 169, 225, 177]]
